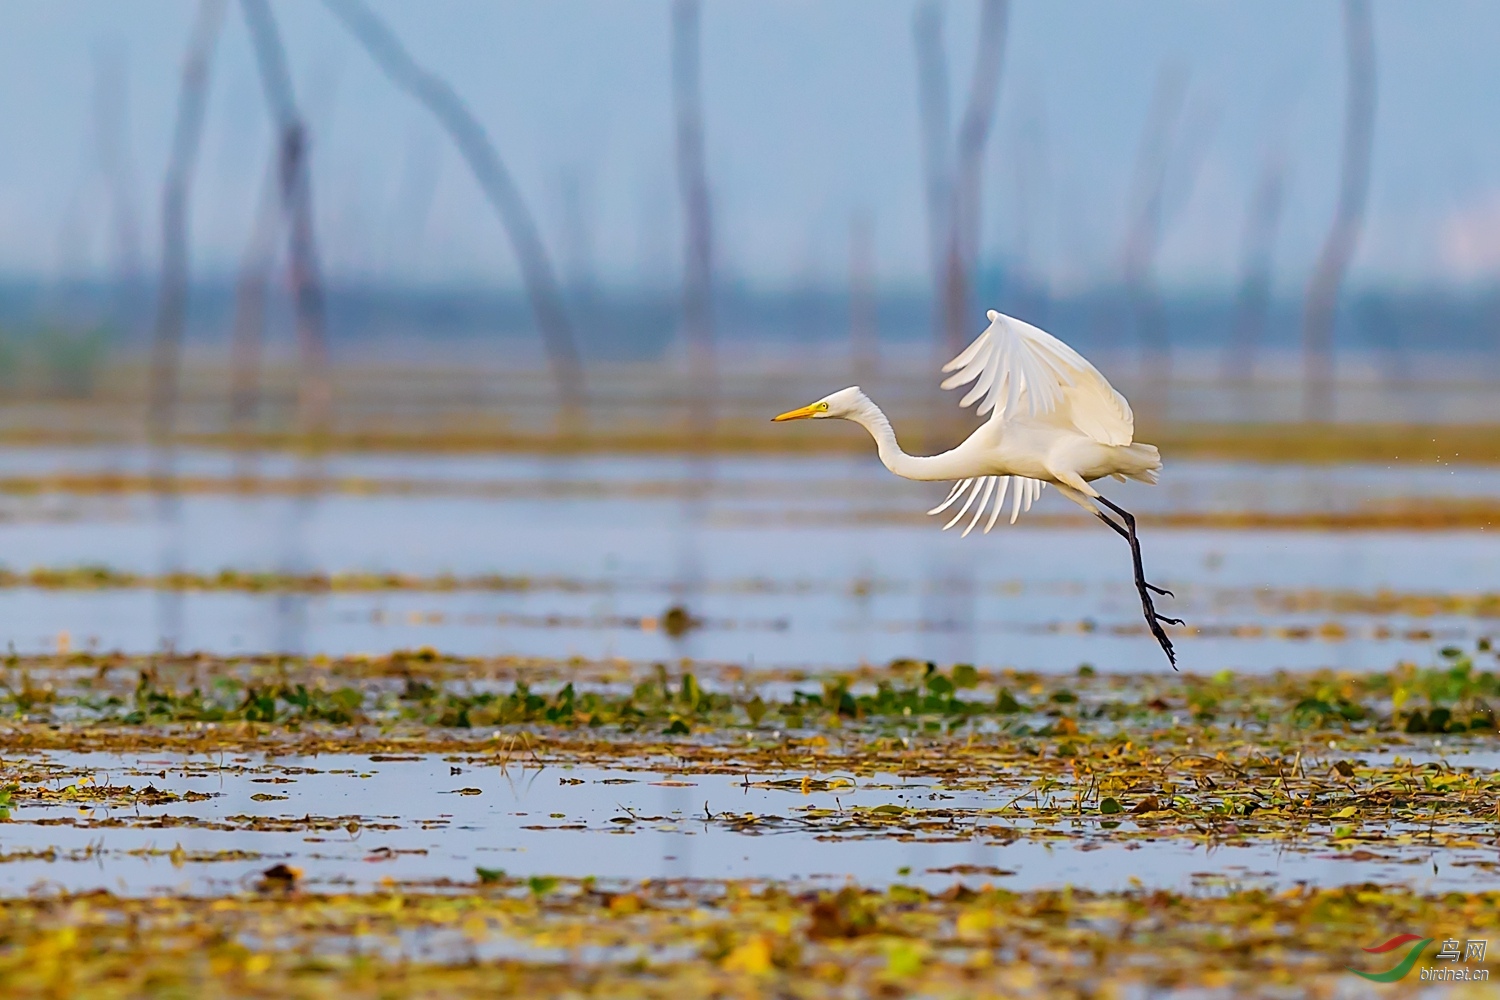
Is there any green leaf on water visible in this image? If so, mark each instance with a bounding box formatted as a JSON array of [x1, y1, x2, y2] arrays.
[[528, 876, 559, 896], [679, 673, 702, 710], [885, 940, 924, 977], [744, 696, 766, 726], [1099, 797, 1122, 815], [475, 867, 505, 884]]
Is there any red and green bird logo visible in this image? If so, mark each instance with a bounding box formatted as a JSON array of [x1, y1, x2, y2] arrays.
[[1348, 934, 1433, 982]]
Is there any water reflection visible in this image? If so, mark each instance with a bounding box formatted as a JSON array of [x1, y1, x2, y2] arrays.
[[0, 752, 1490, 898], [0, 451, 1492, 672]]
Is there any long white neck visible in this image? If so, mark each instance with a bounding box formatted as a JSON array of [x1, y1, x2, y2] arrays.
[[844, 393, 974, 482]]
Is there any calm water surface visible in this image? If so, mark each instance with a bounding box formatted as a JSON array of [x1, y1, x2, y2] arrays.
[[0, 448, 1491, 673]]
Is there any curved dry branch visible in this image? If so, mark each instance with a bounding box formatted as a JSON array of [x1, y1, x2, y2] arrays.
[[322, 0, 584, 412]]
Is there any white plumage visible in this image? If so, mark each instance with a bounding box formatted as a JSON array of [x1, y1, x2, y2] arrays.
[[942, 310, 1134, 443]]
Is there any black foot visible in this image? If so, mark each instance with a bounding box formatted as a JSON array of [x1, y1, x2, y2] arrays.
[[1140, 589, 1179, 669]]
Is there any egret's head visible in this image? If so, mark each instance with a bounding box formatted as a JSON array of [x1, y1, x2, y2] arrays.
[[772, 386, 868, 422]]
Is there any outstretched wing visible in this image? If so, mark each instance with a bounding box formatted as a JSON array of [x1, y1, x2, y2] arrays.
[[926, 475, 1046, 536], [940, 310, 1134, 446]]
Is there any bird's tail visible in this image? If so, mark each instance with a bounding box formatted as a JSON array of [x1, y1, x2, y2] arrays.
[[1124, 443, 1161, 485]]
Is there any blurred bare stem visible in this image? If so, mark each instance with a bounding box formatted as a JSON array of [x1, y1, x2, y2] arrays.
[[1008, 83, 1051, 324], [849, 211, 878, 385], [1302, 0, 1375, 422], [672, 0, 717, 433], [1121, 64, 1188, 415], [942, 0, 1009, 359], [92, 41, 144, 332], [148, 0, 226, 448], [229, 157, 282, 443], [912, 2, 952, 358], [323, 0, 585, 425], [241, 0, 332, 444], [1222, 150, 1286, 385]]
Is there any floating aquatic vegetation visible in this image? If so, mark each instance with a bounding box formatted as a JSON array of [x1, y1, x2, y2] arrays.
[[0, 878, 1494, 997], [1, 647, 1499, 871], [1, 565, 548, 594], [4, 645, 1500, 737]]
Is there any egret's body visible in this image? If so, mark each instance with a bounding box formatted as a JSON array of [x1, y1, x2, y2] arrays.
[[774, 309, 1181, 666]]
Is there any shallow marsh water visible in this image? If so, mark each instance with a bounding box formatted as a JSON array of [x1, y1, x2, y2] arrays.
[[1, 745, 1496, 899], [1, 447, 1499, 996], [0, 448, 1495, 673]]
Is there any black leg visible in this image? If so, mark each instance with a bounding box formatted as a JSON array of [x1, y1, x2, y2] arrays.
[[1095, 497, 1181, 669], [1093, 512, 1172, 597]]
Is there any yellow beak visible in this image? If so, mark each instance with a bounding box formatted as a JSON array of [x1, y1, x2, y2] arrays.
[[771, 404, 820, 422]]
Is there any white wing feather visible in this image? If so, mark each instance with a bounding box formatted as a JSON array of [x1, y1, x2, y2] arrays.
[[940, 310, 1134, 446], [927, 475, 1045, 533]]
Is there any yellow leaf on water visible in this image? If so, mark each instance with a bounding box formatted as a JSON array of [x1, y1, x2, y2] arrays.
[[722, 935, 773, 975], [1003, 964, 1038, 991], [955, 909, 992, 939], [608, 893, 642, 915], [1332, 806, 1358, 819]]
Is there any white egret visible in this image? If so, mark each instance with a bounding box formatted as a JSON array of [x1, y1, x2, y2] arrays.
[[773, 309, 1181, 667]]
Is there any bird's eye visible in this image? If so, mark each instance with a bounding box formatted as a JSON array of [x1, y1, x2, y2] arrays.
[[817, 402, 829, 411]]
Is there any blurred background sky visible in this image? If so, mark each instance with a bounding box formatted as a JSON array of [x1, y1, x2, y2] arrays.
[[6, 0, 1500, 297]]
